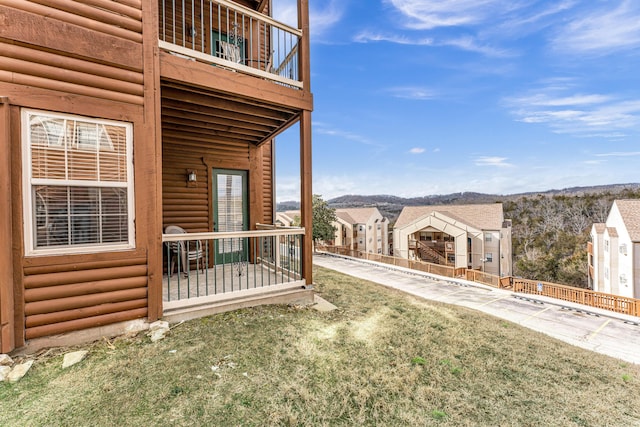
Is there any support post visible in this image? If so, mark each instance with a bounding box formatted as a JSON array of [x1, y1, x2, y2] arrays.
[[299, 110, 312, 285], [141, 0, 163, 320], [0, 97, 15, 352], [298, 0, 313, 285]]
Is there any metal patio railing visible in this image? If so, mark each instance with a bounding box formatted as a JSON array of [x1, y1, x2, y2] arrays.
[[162, 227, 305, 304], [158, 0, 302, 88]]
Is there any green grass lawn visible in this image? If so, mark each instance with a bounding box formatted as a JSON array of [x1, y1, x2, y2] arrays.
[[2, 266, 639, 426]]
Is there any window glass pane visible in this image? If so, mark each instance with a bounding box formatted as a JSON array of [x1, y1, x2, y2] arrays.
[[68, 148, 98, 181], [26, 110, 133, 252], [32, 144, 66, 180], [69, 187, 100, 244], [35, 186, 69, 247], [101, 188, 129, 243]]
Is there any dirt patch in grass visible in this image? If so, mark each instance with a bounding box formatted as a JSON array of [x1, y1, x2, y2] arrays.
[[2, 266, 640, 426]]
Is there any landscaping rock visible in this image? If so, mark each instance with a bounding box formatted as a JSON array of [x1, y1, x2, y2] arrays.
[[0, 354, 13, 366], [62, 350, 88, 369], [313, 295, 338, 312], [149, 320, 170, 342], [0, 365, 11, 381], [7, 360, 34, 383]]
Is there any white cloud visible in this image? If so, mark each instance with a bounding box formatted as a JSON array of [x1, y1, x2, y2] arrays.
[[309, 1, 344, 38], [316, 126, 385, 149], [354, 31, 433, 45], [409, 147, 425, 154], [506, 85, 640, 138], [440, 36, 513, 57], [474, 156, 514, 168], [385, 0, 505, 30], [387, 86, 437, 100], [552, 1, 640, 55], [596, 152, 640, 157], [354, 31, 510, 57]]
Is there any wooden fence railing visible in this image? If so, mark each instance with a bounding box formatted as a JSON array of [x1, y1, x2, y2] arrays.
[[320, 246, 461, 278], [318, 245, 640, 317], [511, 277, 640, 317]]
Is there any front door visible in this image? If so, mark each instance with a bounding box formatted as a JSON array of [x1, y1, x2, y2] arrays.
[[213, 169, 249, 264]]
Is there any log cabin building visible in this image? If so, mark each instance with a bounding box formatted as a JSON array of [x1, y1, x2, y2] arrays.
[[0, 0, 314, 353]]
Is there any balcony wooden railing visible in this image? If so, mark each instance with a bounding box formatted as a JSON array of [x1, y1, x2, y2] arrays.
[[587, 241, 593, 255], [159, 0, 302, 88], [162, 227, 305, 307]]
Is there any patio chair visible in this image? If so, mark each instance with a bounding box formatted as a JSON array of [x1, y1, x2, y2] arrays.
[[164, 225, 205, 276], [217, 40, 242, 63]]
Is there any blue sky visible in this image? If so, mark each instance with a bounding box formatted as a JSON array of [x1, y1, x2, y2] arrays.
[[273, 0, 640, 202]]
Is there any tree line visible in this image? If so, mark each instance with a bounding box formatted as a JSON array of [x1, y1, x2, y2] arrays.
[[504, 188, 640, 287]]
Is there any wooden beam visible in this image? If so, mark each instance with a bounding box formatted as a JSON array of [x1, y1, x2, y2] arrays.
[[160, 51, 313, 111], [298, 0, 311, 93], [141, 0, 163, 321], [0, 98, 15, 353], [162, 128, 257, 146], [161, 105, 275, 133], [161, 86, 293, 122], [257, 0, 269, 14], [299, 110, 313, 285], [9, 107, 25, 348], [0, 82, 143, 122], [162, 81, 299, 116], [161, 116, 266, 138], [161, 98, 283, 128]]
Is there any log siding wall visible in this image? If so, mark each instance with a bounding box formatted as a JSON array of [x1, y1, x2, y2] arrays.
[[162, 136, 274, 232], [22, 253, 148, 339], [0, 3, 144, 105], [0, 0, 307, 351], [0, 1, 152, 348]]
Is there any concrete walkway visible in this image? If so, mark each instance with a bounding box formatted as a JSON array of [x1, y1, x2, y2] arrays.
[[314, 253, 640, 365]]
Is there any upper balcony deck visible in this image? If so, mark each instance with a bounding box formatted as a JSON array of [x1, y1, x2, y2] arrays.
[[158, 0, 306, 90], [157, 0, 311, 147]]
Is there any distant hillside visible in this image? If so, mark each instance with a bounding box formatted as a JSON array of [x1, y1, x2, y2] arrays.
[[276, 183, 640, 224]]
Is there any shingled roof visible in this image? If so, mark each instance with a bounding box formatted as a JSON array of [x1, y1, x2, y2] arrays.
[[335, 207, 381, 224], [614, 200, 640, 242], [395, 203, 505, 230]]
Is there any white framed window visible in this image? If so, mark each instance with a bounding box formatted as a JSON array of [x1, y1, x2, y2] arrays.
[[485, 233, 492, 242], [619, 244, 627, 255], [604, 240, 609, 252], [23, 109, 135, 255], [484, 253, 493, 263]]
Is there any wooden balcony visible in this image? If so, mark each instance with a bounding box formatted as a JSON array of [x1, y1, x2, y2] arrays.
[[157, 0, 312, 147], [159, 1, 304, 87], [162, 227, 306, 310]]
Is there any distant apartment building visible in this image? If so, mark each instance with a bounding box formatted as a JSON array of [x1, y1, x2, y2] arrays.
[[589, 200, 640, 298], [333, 207, 389, 255], [275, 210, 300, 227], [276, 207, 389, 255], [393, 204, 513, 276]]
